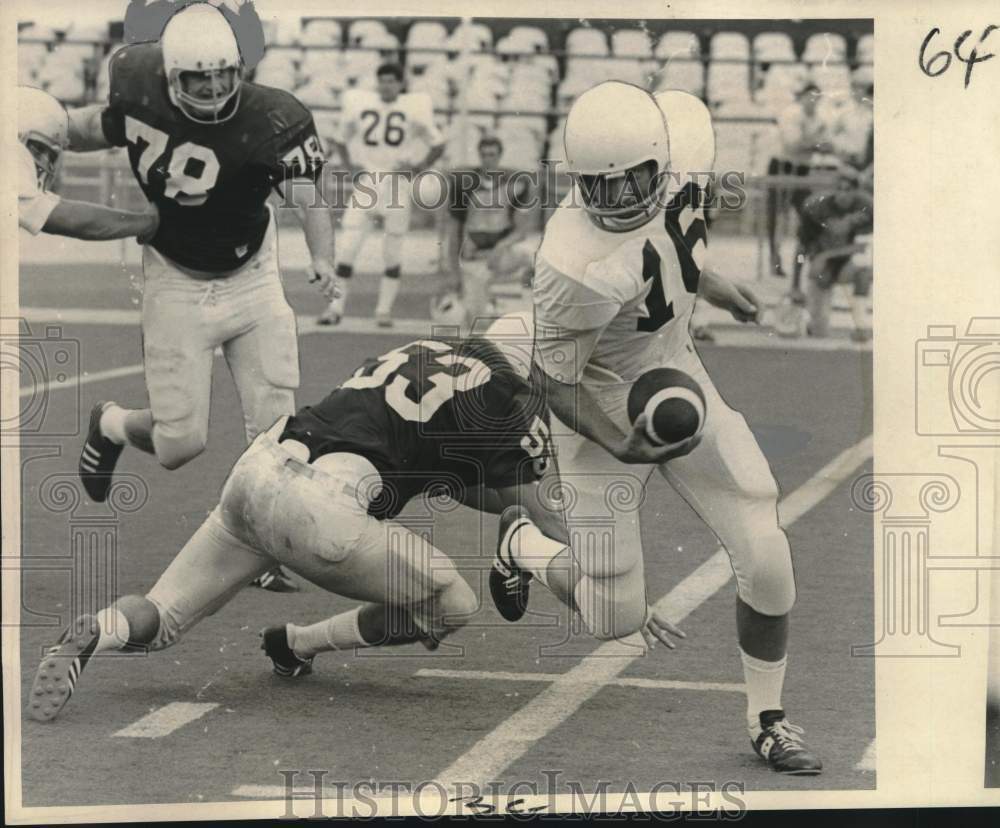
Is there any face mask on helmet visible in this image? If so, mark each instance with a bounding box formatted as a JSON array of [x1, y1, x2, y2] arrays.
[[24, 135, 62, 190], [574, 159, 667, 232], [169, 65, 242, 124]]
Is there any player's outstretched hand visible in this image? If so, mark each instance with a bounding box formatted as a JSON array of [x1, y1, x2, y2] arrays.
[[309, 261, 339, 301], [613, 414, 702, 465], [727, 281, 762, 324], [642, 608, 686, 651], [136, 203, 160, 245]]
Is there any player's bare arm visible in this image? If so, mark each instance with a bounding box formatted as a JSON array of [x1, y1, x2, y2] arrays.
[[281, 176, 337, 298], [43, 199, 159, 242], [65, 104, 112, 151], [697, 268, 762, 324]]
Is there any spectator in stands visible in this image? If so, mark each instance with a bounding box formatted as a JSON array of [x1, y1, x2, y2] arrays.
[[436, 135, 534, 328], [766, 82, 833, 283], [124, 0, 264, 70], [830, 78, 874, 171], [799, 167, 873, 342]]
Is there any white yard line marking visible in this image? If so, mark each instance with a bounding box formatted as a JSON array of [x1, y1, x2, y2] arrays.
[[434, 435, 874, 787], [112, 702, 218, 738], [415, 668, 745, 694], [855, 738, 876, 772], [17, 364, 146, 399]]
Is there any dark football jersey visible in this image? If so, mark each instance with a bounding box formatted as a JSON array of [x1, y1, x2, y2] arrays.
[[101, 43, 324, 273], [280, 338, 552, 520]]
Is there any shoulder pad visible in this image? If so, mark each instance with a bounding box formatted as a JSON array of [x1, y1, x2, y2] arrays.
[[108, 43, 164, 106]]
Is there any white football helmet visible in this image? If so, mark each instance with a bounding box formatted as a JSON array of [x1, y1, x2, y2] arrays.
[[18, 86, 68, 190], [563, 81, 671, 231], [161, 3, 244, 124]]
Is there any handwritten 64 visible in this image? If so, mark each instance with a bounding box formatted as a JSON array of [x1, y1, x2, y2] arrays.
[[920, 25, 998, 88]]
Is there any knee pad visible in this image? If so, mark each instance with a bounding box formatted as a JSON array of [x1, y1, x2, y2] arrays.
[[574, 568, 646, 641], [153, 426, 207, 470], [736, 527, 796, 616]]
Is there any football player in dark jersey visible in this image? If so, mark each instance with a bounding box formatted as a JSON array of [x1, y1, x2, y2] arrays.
[[28, 336, 555, 719], [66, 5, 334, 490], [66, 4, 337, 591]]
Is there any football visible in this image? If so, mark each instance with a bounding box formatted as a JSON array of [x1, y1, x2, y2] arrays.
[[626, 368, 707, 447]]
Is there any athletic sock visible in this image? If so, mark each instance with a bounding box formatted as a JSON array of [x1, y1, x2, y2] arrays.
[[99, 404, 130, 446], [504, 519, 567, 590], [94, 607, 131, 653], [287, 608, 369, 658], [375, 272, 401, 317], [740, 647, 787, 738]]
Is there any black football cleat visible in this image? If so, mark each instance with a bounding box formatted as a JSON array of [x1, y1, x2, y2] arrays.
[[251, 566, 300, 592], [489, 506, 534, 622], [28, 614, 101, 722], [261, 625, 313, 678], [752, 709, 823, 775], [79, 402, 125, 503]]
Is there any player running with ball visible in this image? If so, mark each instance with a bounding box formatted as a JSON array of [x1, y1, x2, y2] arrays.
[[488, 82, 822, 775], [70, 4, 338, 590]]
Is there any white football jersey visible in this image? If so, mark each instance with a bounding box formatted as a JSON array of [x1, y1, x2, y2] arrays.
[[18, 143, 60, 235], [532, 91, 716, 384], [339, 89, 443, 172]]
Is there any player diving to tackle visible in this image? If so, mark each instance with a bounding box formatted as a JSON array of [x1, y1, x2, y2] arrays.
[[27, 334, 679, 721], [488, 82, 823, 774], [18, 86, 160, 242], [69, 4, 338, 591], [319, 62, 446, 327]]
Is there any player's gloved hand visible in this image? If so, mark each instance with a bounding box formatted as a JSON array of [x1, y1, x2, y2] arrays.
[[641, 607, 686, 651], [613, 414, 702, 465], [136, 202, 160, 245], [309, 260, 339, 301]]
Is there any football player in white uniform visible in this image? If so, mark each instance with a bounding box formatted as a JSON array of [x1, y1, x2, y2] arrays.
[[319, 63, 446, 327], [490, 81, 822, 775], [18, 86, 159, 242]]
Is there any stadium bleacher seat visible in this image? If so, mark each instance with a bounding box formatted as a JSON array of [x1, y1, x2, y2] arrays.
[[811, 62, 851, 96], [713, 98, 768, 177], [753, 32, 796, 62], [856, 34, 874, 64], [497, 114, 546, 168], [301, 49, 344, 84], [612, 28, 652, 59], [756, 61, 808, 106], [295, 78, 339, 108], [448, 22, 493, 53], [567, 27, 609, 56], [348, 20, 389, 47], [300, 19, 342, 47], [508, 25, 549, 54], [651, 60, 705, 97], [655, 31, 701, 60], [706, 61, 752, 105], [406, 20, 448, 72], [254, 47, 302, 88], [710, 32, 751, 60], [652, 31, 704, 95], [802, 32, 848, 63], [18, 42, 49, 86], [272, 16, 304, 47]]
